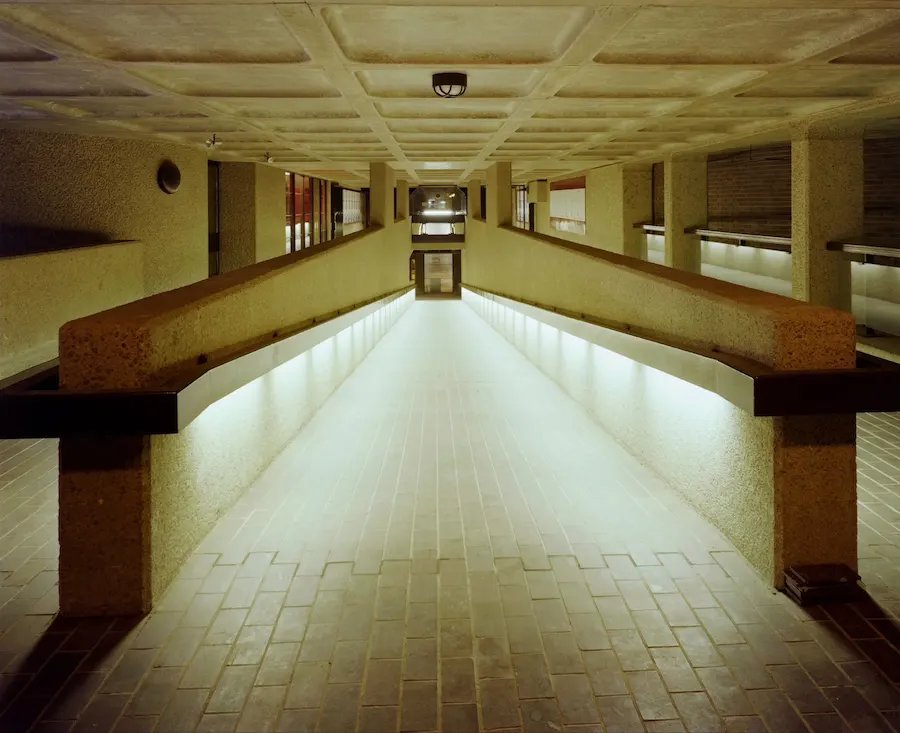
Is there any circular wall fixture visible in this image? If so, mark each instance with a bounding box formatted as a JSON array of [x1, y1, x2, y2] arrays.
[[432, 72, 467, 98], [157, 161, 182, 194]]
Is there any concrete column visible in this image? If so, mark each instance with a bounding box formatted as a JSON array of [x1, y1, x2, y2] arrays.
[[487, 162, 512, 228], [791, 127, 861, 311], [325, 183, 333, 240], [774, 414, 857, 586], [369, 162, 394, 227], [663, 154, 706, 273], [586, 165, 651, 258], [396, 179, 410, 220], [312, 179, 321, 245], [219, 163, 286, 272], [529, 179, 550, 234], [466, 178, 482, 221]]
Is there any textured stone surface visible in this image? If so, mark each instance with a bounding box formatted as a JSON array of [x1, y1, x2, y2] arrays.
[[465, 186, 857, 585], [219, 162, 287, 273], [664, 154, 707, 273], [586, 164, 652, 259], [465, 221, 855, 373], [0, 241, 144, 379], [57, 213, 412, 615], [0, 129, 206, 297], [791, 131, 863, 312]]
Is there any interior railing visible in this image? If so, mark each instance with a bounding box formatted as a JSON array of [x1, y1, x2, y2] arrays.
[[0, 287, 413, 438], [636, 223, 900, 266]]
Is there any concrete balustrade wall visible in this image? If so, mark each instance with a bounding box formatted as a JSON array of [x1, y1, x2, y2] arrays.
[[58, 221, 412, 615], [464, 217, 857, 587], [0, 129, 207, 297], [0, 241, 144, 379]]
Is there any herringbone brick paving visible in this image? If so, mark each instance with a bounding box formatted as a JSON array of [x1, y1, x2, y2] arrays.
[[0, 301, 899, 732]]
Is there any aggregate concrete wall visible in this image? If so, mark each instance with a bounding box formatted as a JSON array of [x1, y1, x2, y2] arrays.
[[0, 241, 144, 379], [219, 162, 286, 273], [0, 129, 206, 296], [58, 220, 412, 615], [464, 218, 856, 586]]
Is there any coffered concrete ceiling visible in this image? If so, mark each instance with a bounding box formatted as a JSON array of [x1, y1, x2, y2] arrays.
[[2, 2, 900, 187]]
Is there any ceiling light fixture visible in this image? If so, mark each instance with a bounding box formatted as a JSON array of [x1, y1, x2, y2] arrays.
[[205, 134, 222, 149], [265, 152, 274, 164], [432, 72, 467, 99]]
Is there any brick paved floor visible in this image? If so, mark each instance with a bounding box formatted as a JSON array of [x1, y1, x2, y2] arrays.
[[1, 301, 899, 732]]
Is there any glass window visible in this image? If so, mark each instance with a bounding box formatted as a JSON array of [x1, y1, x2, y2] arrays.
[[512, 185, 530, 230], [550, 181, 586, 236], [285, 173, 337, 251]]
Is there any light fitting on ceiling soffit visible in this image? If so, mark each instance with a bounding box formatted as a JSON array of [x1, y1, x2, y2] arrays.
[[432, 72, 467, 99]]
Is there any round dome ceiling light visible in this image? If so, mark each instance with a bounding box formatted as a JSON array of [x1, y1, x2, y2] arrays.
[[432, 72, 467, 99]]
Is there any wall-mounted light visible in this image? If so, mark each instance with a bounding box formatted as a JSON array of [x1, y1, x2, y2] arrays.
[[432, 72, 467, 99]]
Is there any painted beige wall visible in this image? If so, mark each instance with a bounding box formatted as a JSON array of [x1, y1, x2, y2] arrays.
[[58, 220, 413, 614], [464, 218, 856, 585], [0, 129, 206, 296], [219, 163, 287, 272], [0, 241, 144, 379]]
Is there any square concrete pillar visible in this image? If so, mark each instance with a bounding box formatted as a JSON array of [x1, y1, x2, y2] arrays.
[[586, 165, 651, 258], [369, 162, 395, 227], [487, 162, 512, 228], [312, 178, 322, 244], [791, 129, 861, 312], [664, 154, 706, 273], [396, 179, 410, 220], [529, 180, 550, 234], [219, 162, 287, 272], [466, 178, 483, 221], [774, 414, 857, 586]]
